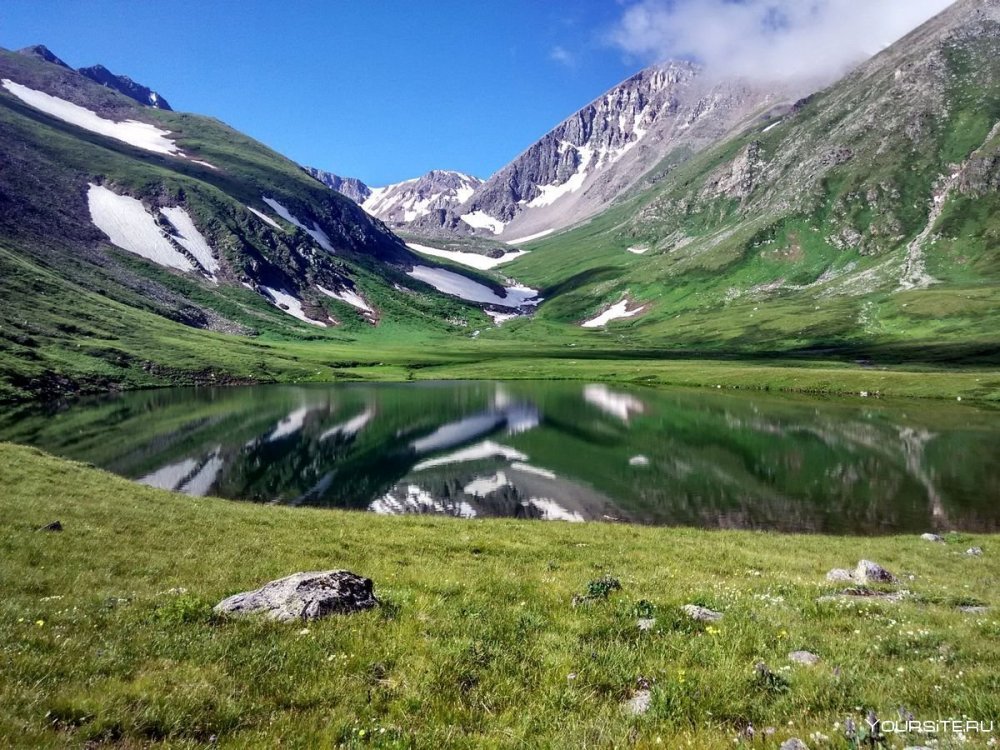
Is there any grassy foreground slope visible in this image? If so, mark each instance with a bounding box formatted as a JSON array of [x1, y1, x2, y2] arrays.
[[1, 442, 997, 749]]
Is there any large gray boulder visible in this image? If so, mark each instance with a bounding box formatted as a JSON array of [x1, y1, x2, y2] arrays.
[[214, 570, 378, 622], [854, 560, 898, 584]]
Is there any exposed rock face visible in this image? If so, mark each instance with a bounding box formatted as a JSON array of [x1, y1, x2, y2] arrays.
[[453, 62, 809, 240], [305, 168, 372, 204], [363, 171, 483, 226], [77, 64, 172, 110], [214, 570, 378, 621]]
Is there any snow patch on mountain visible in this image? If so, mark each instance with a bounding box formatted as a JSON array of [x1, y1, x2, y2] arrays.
[[317, 285, 372, 313], [358, 171, 483, 225], [160, 206, 219, 278], [87, 184, 194, 272], [261, 196, 335, 253], [581, 299, 646, 328], [528, 143, 593, 208], [3, 79, 192, 158], [460, 210, 507, 234], [261, 286, 327, 327], [407, 265, 539, 308], [246, 206, 281, 230], [406, 243, 525, 270]]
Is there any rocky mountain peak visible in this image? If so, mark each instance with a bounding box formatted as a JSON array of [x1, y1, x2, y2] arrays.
[[77, 64, 172, 110], [16, 44, 71, 69]]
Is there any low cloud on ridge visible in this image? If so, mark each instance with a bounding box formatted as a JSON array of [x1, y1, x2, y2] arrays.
[[609, 0, 957, 83]]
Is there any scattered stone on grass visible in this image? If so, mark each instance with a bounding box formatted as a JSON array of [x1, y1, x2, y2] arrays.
[[37, 521, 62, 532], [637, 618, 656, 631], [826, 568, 854, 582], [920, 533, 944, 543], [817, 589, 910, 604], [624, 677, 652, 716], [214, 570, 378, 622], [788, 650, 821, 666], [854, 560, 898, 584], [958, 605, 989, 615], [967, 547, 984, 556], [780, 737, 810, 750], [681, 604, 723, 622]]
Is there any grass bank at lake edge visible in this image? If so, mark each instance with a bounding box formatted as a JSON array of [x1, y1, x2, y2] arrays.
[[1, 443, 997, 749]]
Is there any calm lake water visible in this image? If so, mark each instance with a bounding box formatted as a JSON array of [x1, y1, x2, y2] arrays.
[[2, 381, 998, 534]]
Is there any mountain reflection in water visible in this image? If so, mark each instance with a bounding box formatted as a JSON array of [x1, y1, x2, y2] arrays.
[[1, 381, 997, 534]]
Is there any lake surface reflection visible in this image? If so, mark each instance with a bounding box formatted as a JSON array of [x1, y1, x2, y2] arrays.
[[2, 381, 998, 534]]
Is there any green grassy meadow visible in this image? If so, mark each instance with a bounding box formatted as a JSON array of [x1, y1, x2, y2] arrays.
[[1, 442, 997, 749]]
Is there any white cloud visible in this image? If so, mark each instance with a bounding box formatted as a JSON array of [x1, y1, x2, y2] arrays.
[[550, 45, 576, 67], [609, 0, 956, 83]]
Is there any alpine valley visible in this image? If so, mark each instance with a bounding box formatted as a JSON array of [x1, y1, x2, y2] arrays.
[[2, 3, 1000, 749], [1, 0, 999, 404]]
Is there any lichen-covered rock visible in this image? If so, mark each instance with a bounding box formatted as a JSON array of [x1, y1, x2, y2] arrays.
[[214, 570, 377, 622], [681, 604, 723, 622], [854, 560, 898, 584], [788, 651, 821, 666], [826, 568, 854, 582]]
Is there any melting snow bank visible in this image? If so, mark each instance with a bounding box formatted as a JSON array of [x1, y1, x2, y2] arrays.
[[160, 206, 220, 277], [408, 265, 540, 309], [3, 79, 215, 166], [88, 184, 195, 272], [626, 245, 649, 255], [261, 286, 327, 327], [581, 299, 646, 328], [262, 196, 336, 253], [317, 285, 372, 313], [406, 243, 526, 271], [460, 210, 507, 235], [505, 229, 554, 245], [246, 206, 282, 230]]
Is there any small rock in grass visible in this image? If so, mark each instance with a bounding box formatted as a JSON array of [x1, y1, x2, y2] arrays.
[[920, 533, 944, 543], [626, 689, 652, 716], [681, 604, 723, 622], [854, 560, 898, 584], [788, 651, 821, 666], [967, 547, 984, 556], [625, 677, 652, 716], [214, 570, 377, 622], [636, 618, 656, 631], [629, 455, 650, 467], [37, 521, 62, 532], [826, 568, 854, 582], [780, 738, 810, 750], [958, 606, 988, 615]]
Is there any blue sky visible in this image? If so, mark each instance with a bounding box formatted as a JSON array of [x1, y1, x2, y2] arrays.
[[1, 1, 639, 185]]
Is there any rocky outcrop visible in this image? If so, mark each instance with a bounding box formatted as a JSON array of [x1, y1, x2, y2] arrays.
[[214, 570, 378, 621], [305, 168, 372, 204], [78, 64, 172, 110]]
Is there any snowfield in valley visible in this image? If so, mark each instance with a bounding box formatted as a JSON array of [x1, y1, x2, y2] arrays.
[[406, 243, 526, 271], [407, 265, 540, 308], [581, 299, 646, 328]]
